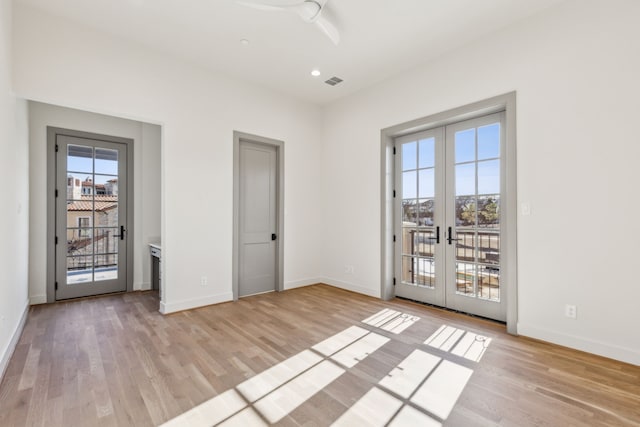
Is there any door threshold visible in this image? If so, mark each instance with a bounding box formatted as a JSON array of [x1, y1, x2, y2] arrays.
[[395, 296, 506, 325], [239, 289, 276, 298], [53, 290, 128, 304]]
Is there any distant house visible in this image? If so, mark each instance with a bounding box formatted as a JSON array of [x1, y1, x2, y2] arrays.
[[68, 176, 118, 197], [66, 195, 119, 270]]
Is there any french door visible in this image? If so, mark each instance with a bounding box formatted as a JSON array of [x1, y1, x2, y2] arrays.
[[55, 134, 128, 300], [394, 112, 506, 321]]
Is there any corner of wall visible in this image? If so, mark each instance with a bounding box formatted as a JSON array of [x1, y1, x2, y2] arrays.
[[318, 278, 381, 299]]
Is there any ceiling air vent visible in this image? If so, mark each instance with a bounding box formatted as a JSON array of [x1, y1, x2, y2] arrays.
[[324, 76, 344, 86]]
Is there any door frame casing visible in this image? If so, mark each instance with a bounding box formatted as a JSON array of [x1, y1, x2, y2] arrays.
[[380, 92, 518, 334], [232, 131, 285, 301], [46, 127, 135, 302]]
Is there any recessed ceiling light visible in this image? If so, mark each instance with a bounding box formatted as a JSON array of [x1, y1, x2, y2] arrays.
[[240, 39, 250, 46], [311, 69, 321, 77]]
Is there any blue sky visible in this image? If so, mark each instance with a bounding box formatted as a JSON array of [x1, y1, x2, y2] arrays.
[[402, 123, 500, 199], [67, 145, 118, 186]]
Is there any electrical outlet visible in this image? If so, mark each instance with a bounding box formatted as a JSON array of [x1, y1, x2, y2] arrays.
[[201, 276, 208, 286], [521, 202, 531, 216], [345, 265, 354, 274], [565, 304, 577, 319]]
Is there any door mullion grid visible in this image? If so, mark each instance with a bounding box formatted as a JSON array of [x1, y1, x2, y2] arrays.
[[474, 126, 479, 298], [91, 146, 96, 283], [444, 124, 453, 304]]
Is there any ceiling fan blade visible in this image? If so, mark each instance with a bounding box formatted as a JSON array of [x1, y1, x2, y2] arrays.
[[315, 14, 340, 45], [238, 0, 340, 45]]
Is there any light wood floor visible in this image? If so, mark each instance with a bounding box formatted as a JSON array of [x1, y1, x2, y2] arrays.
[[0, 284, 638, 426]]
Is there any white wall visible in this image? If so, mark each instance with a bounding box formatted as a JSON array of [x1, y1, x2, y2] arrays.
[[13, 3, 324, 313], [27, 101, 161, 303], [0, 0, 29, 379], [320, 0, 640, 365]]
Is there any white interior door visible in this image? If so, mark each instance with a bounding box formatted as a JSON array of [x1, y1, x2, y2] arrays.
[[395, 112, 506, 322], [55, 135, 128, 300], [238, 141, 278, 297]]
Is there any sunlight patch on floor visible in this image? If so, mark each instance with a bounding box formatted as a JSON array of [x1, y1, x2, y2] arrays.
[[331, 387, 403, 427], [253, 360, 345, 423], [161, 311, 490, 426], [379, 349, 440, 399], [236, 350, 322, 403], [331, 332, 390, 368], [451, 331, 492, 362], [160, 389, 246, 427], [411, 360, 473, 419], [390, 405, 442, 427], [424, 325, 465, 351], [312, 325, 369, 356], [425, 324, 491, 362], [218, 407, 266, 427], [362, 308, 420, 334]]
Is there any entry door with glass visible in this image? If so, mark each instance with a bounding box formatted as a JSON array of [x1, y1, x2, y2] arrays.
[[55, 135, 128, 300], [395, 112, 506, 322]]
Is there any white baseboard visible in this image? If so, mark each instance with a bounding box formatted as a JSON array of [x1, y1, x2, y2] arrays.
[[284, 277, 323, 290], [160, 292, 233, 314], [518, 323, 640, 366], [0, 300, 30, 383], [319, 277, 381, 298], [29, 294, 47, 305]]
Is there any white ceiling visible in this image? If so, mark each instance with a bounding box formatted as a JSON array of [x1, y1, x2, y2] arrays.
[[17, 0, 567, 105]]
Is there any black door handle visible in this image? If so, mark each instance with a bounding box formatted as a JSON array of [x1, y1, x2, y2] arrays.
[[120, 225, 126, 241], [271, 233, 277, 241], [447, 227, 461, 245], [425, 226, 440, 244]]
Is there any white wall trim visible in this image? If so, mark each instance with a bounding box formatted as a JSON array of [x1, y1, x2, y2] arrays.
[[29, 295, 47, 305], [319, 278, 381, 298], [284, 277, 323, 290], [518, 323, 640, 367], [0, 300, 30, 383], [159, 292, 233, 315]]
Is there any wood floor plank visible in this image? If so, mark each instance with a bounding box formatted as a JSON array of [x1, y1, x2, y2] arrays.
[[1, 285, 639, 426]]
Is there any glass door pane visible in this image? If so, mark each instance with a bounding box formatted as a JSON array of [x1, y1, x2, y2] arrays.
[[56, 134, 127, 300], [395, 129, 445, 305], [452, 123, 501, 301], [446, 113, 506, 321], [66, 145, 120, 284]]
